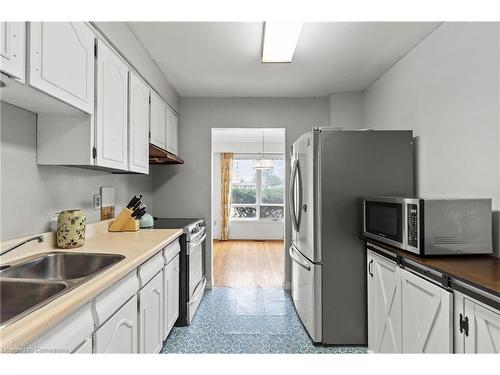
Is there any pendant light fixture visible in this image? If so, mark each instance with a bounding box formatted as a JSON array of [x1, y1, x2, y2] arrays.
[[253, 130, 274, 170]]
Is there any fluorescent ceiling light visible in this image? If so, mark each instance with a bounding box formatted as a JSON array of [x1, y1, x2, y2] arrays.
[[262, 21, 303, 63]]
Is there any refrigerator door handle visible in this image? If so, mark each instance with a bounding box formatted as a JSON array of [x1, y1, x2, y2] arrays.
[[289, 158, 303, 232], [289, 245, 311, 271], [289, 158, 299, 231]]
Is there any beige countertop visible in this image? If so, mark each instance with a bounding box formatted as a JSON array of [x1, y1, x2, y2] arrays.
[[0, 220, 183, 352]]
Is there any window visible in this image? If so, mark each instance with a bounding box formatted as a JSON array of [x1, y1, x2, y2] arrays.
[[230, 156, 284, 221]]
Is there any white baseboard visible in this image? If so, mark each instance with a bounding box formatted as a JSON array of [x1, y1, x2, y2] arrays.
[[282, 281, 291, 290], [205, 280, 213, 289]]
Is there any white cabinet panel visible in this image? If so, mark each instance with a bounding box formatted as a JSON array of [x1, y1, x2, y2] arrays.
[[464, 297, 500, 353], [164, 254, 179, 337], [367, 250, 401, 353], [401, 269, 452, 353], [29, 22, 94, 113], [138, 271, 164, 353], [94, 272, 139, 325], [0, 22, 25, 80], [26, 303, 94, 354], [72, 337, 93, 353], [95, 295, 138, 353], [166, 107, 178, 155], [150, 91, 166, 150], [138, 252, 164, 288], [128, 72, 150, 174], [95, 39, 129, 171]]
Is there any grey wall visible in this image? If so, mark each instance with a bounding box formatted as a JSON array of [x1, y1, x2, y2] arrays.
[[152, 97, 330, 286], [328, 91, 364, 129], [364, 22, 500, 257], [0, 102, 153, 240], [93, 22, 180, 112]]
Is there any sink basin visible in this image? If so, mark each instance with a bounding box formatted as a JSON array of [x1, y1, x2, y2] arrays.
[[0, 252, 125, 281], [0, 252, 124, 326], [0, 279, 67, 325]]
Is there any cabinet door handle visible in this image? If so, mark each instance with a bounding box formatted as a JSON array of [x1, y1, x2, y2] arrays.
[[459, 313, 469, 337], [368, 259, 373, 277]]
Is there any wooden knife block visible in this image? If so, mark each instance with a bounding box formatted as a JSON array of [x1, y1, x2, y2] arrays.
[[108, 208, 140, 232]]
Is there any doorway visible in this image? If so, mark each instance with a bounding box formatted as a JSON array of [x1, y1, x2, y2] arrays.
[[211, 128, 286, 288]]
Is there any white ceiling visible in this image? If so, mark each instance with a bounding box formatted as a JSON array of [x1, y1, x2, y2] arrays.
[[212, 128, 285, 144], [128, 22, 441, 97]]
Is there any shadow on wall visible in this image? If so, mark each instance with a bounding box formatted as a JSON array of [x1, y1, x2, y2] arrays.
[[412, 136, 420, 196], [414, 137, 499, 258], [493, 211, 500, 258], [151, 164, 182, 188]]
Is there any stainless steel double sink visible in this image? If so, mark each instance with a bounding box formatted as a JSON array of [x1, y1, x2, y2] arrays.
[[0, 252, 124, 327]]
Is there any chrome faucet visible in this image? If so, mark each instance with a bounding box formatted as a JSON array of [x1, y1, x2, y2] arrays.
[[0, 235, 44, 257]]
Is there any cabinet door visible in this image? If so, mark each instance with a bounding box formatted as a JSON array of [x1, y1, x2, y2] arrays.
[[95, 295, 138, 353], [150, 91, 166, 150], [29, 22, 94, 113], [166, 107, 178, 155], [139, 271, 164, 353], [164, 254, 180, 337], [26, 303, 94, 354], [128, 72, 150, 174], [95, 39, 129, 171], [72, 337, 93, 353], [367, 250, 401, 353], [464, 298, 500, 353], [0, 22, 25, 80], [401, 269, 452, 353]]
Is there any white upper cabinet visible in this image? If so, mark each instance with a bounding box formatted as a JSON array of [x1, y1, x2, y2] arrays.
[[29, 22, 94, 113], [166, 106, 178, 155], [128, 72, 150, 174], [95, 39, 129, 171], [0, 22, 26, 81], [150, 91, 167, 150]]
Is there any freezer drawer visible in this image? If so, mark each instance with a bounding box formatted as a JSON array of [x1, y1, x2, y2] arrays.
[[290, 245, 322, 343]]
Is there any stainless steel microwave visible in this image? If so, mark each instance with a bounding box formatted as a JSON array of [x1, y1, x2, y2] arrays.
[[362, 197, 492, 256]]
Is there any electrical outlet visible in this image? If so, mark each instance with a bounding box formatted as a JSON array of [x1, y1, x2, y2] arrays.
[[93, 194, 102, 210]]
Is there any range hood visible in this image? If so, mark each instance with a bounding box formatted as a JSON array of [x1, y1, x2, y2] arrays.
[[149, 144, 184, 165]]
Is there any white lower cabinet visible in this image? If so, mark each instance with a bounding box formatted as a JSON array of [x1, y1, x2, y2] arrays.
[[94, 295, 138, 354], [25, 303, 94, 354], [138, 271, 164, 353], [454, 292, 500, 353], [18, 237, 183, 354], [401, 268, 452, 353], [367, 249, 452, 353], [164, 254, 180, 337], [367, 251, 401, 353]]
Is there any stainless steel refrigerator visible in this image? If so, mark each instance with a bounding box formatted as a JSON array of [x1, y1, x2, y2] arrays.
[[289, 128, 414, 345]]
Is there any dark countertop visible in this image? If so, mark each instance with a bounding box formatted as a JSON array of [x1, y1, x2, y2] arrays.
[[361, 236, 500, 298]]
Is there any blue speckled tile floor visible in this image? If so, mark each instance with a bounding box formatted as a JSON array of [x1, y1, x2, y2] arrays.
[[161, 287, 367, 354]]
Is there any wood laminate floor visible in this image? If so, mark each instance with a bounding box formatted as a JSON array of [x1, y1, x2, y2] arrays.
[[213, 240, 284, 287]]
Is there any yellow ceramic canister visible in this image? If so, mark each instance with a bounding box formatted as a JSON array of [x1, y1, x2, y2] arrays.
[[56, 209, 86, 248]]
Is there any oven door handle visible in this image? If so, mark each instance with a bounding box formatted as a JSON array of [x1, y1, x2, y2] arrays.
[[190, 233, 206, 248]]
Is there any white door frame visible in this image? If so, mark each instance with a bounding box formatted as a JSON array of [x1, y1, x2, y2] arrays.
[[209, 127, 287, 289]]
